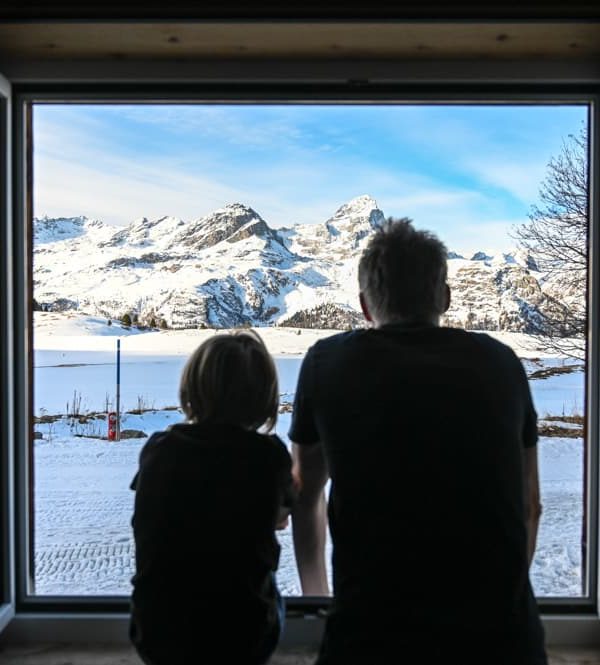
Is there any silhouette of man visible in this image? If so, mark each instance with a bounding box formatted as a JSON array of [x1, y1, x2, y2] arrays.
[[290, 218, 546, 665]]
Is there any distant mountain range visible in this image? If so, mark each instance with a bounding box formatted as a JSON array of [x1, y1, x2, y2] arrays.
[[33, 195, 575, 333]]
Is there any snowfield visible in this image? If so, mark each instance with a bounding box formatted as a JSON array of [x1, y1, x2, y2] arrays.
[[32, 315, 586, 598]]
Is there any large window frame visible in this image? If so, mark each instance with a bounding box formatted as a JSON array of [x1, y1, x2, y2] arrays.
[[2, 81, 600, 644], [0, 72, 15, 634]]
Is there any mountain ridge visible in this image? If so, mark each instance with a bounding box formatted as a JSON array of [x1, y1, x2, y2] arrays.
[[33, 195, 577, 333]]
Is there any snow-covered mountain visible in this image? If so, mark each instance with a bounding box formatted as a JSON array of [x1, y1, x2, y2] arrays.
[[33, 196, 577, 332]]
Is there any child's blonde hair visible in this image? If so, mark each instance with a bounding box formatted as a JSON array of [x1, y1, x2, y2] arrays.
[[179, 330, 278, 432]]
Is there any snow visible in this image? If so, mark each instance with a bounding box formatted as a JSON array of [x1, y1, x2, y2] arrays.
[[35, 312, 343, 356], [528, 365, 585, 417], [36, 311, 573, 357], [531, 437, 584, 596], [29, 314, 589, 598]]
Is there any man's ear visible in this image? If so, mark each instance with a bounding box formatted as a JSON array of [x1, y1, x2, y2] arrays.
[[359, 292, 373, 322], [443, 284, 451, 313]]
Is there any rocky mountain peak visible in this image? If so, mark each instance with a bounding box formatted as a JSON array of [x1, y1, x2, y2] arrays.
[[34, 215, 93, 244], [471, 251, 493, 262], [170, 203, 274, 251], [514, 249, 540, 272], [327, 194, 383, 226], [101, 214, 185, 248], [220, 202, 258, 216], [324, 195, 385, 248]]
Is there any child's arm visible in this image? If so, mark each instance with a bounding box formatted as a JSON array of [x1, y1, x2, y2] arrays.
[[274, 442, 300, 530]]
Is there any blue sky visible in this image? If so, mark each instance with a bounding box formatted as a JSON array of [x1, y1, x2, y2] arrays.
[[34, 103, 587, 254]]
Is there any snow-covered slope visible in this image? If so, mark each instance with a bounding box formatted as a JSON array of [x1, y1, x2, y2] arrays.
[[33, 196, 580, 332]]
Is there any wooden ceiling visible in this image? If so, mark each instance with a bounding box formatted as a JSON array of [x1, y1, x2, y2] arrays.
[[1, 21, 600, 62]]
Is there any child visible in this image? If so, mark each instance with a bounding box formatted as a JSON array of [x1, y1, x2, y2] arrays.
[[130, 330, 295, 665]]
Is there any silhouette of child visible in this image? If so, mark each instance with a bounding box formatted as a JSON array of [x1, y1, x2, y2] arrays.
[[130, 330, 294, 665]]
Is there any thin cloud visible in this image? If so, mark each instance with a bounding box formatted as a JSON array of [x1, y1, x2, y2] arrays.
[[460, 158, 546, 204], [32, 104, 585, 253], [34, 154, 243, 224]]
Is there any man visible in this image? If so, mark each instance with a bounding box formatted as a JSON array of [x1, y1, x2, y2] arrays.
[[289, 218, 546, 665]]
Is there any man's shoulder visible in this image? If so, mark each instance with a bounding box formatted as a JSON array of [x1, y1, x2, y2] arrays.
[[463, 330, 519, 362], [305, 328, 521, 373], [309, 329, 369, 355], [311, 327, 514, 352]]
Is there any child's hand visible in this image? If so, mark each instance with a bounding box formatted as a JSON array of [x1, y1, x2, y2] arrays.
[[275, 515, 290, 530], [275, 507, 290, 530]]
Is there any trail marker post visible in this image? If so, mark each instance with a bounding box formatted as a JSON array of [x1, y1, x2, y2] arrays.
[[107, 412, 117, 441], [116, 338, 121, 441]]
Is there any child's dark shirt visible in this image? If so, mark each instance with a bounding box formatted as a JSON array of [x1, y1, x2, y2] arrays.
[[129, 422, 294, 665]]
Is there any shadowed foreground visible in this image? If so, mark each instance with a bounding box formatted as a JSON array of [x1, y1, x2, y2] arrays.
[[0, 644, 599, 664]]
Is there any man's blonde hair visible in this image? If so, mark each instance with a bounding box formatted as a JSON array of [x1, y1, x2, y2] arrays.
[[179, 330, 278, 432]]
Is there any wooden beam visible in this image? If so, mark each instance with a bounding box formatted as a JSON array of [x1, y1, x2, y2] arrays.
[[1, 22, 600, 61]]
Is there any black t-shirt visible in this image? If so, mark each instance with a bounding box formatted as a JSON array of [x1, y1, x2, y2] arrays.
[[129, 422, 294, 665], [290, 325, 546, 665]]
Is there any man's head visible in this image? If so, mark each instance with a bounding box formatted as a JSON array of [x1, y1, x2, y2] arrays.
[[358, 217, 450, 326]]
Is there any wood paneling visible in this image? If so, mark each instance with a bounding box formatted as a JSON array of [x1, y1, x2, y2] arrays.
[[1, 22, 600, 61]]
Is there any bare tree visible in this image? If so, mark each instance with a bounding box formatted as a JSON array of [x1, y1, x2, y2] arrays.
[[513, 125, 588, 357]]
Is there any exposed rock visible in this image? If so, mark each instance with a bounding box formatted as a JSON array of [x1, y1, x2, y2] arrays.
[[106, 257, 138, 269], [139, 252, 172, 264], [49, 297, 78, 312], [119, 429, 147, 440]]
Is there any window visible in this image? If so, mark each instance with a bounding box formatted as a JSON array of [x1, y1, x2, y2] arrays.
[[24, 97, 596, 611], [0, 72, 15, 630]]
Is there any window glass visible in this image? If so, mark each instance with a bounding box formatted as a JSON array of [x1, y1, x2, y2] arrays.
[[32, 104, 589, 597]]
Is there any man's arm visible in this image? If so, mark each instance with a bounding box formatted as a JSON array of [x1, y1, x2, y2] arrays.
[[291, 441, 330, 596], [523, 445, 542, 567]]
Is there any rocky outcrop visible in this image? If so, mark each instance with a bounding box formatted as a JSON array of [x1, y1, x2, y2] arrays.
[[169, 204, 279, 251], [279, 303, 364, 330]]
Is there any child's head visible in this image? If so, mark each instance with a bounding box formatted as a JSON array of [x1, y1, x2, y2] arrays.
[[179, 330, 279, 432]]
